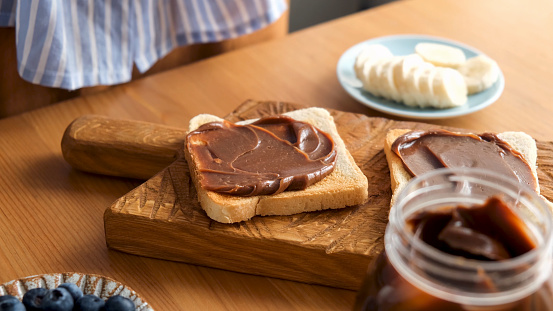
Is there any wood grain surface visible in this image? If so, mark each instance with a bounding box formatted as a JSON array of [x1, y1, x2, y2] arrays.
[[62, 115, 186, 179], [2, 0, 553, 310], [104, 100, 553, 290]]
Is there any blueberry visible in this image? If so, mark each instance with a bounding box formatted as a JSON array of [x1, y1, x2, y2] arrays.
[[0, 295, 25, 311], [41, 288, 74, 311], [0, 295, 19, 302], [0, 296, 18, 302], [22, 287, 49, 311], [104, 295, 135, 311], [58, 283, 83, 302], [74, 295, 105, 311]]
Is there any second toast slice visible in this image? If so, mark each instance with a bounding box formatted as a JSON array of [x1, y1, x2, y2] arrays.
[[383, 129, 540, 207]]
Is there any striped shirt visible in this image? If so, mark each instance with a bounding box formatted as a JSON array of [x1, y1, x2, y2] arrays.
[[0, 0, 288, 90]]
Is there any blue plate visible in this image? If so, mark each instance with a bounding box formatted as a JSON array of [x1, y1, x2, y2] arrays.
[[337, 34, 504, 119]]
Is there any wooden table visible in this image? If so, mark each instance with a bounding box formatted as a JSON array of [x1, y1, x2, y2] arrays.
[[1, 0, 551, 309]]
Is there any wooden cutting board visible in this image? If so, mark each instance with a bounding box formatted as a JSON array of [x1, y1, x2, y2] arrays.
[[102, 100, 553, 291]]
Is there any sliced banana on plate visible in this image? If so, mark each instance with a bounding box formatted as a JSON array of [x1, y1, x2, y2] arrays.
[[415, 42, 466, 68], [417, 67, 438, 107], [354, 41, 498, 109], [362, 58, 388, 97], [393, 54, 424, 95], [380, 57, 404, 102], [402, 62, 434, 107], [354, 44, 393, 79], [432, 67, 468, 108], [457, 55, 500, 95]]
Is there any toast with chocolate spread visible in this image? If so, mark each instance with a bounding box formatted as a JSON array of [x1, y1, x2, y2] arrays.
[[184, 107, 369, 223], [383, 129, 543, 206]]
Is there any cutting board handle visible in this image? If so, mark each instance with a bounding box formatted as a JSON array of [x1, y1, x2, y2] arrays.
[[61, 115, 187, 179]]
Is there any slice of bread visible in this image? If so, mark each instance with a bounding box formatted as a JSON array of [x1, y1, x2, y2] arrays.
[[384, 129, 541, 207], [184, 107, 369, 223]]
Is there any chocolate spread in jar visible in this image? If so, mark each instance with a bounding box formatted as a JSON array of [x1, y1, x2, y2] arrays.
[[407, 196, 536, 262], [353, 196, 551, 311], [186, 115, 337, 196], [391, 130, 537, 190]]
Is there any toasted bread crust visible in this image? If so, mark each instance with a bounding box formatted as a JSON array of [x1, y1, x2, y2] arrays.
[[185, 108, 369, 223]]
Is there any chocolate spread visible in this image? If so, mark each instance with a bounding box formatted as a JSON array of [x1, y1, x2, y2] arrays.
[[186, 115, 337, 196], [392, 130, 537, 190], [407, 196, 536, 261]]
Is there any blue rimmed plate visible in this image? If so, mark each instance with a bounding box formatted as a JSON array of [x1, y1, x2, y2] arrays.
[[337, 34, 504, 119]]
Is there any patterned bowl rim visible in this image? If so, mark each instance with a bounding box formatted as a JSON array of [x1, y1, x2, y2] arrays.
[[0, 272, 154, 311]]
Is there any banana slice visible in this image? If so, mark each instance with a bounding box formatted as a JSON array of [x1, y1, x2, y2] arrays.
[[354, 44, 393, 79], [415, 42, 466, 68], [403, 63, 434, 107], [393, 54, 424, 97], [432, 67, 468, 108], [359, 61, 377, 94], [362, 58, 389, 97], [417, 67, 438, 107], [457, 55, 500, 94], [401, 67, 419, 107], [381, 57, 403, 102]]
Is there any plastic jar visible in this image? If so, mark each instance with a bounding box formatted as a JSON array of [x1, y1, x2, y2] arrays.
[[353, 168, 553, 311]]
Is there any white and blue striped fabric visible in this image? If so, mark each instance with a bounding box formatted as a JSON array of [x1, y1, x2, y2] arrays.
[[0, 0, 288, 90]]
